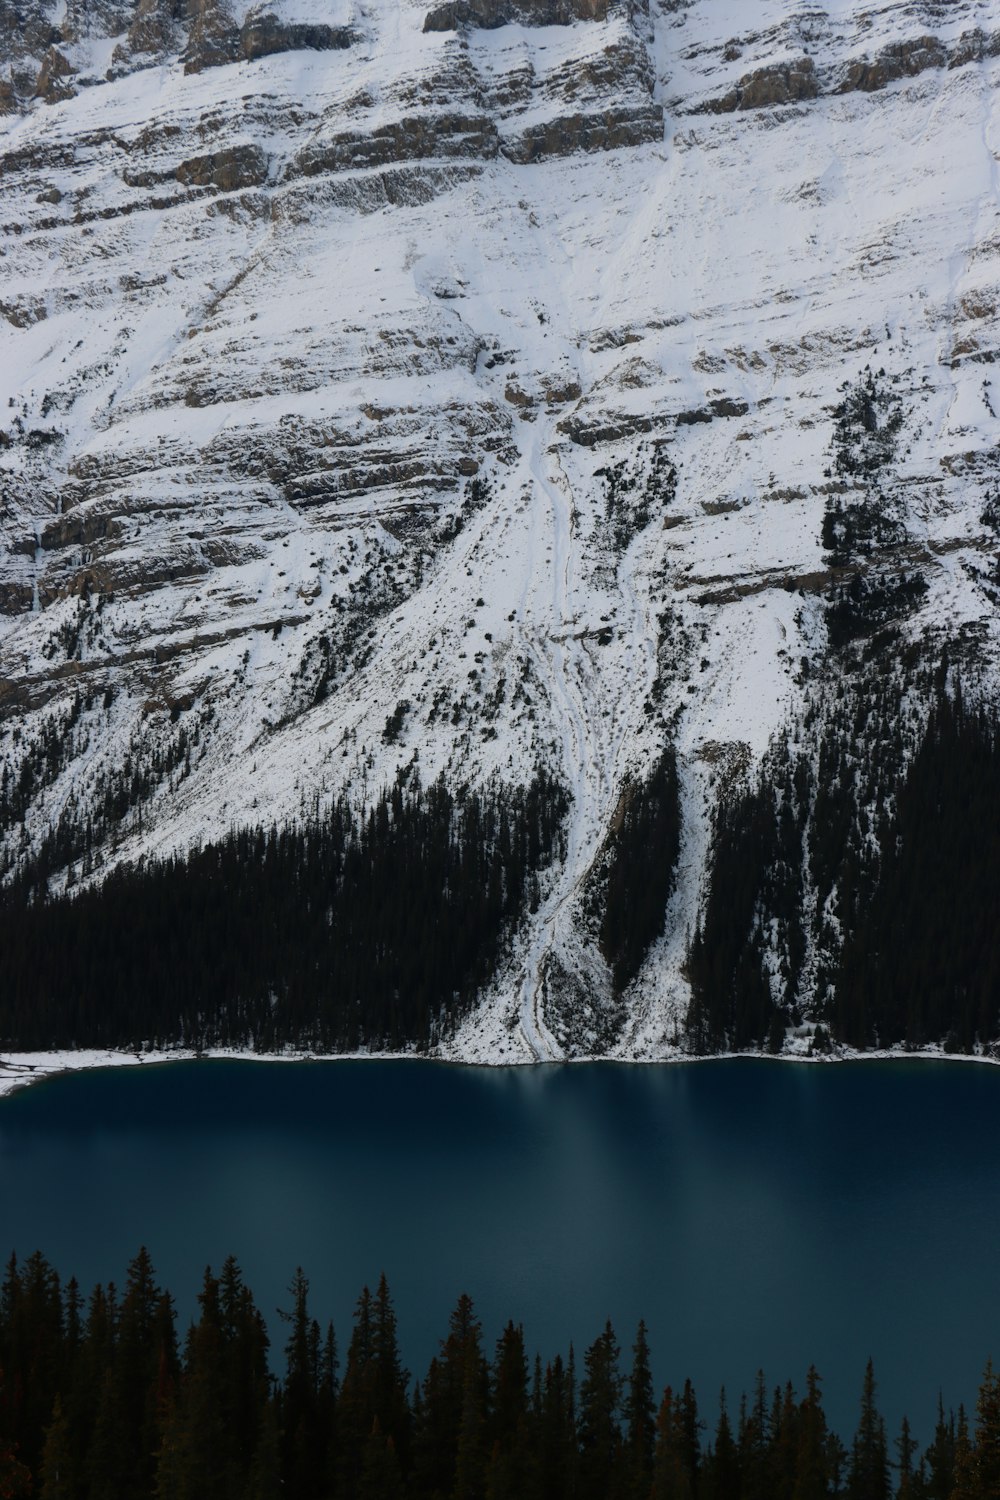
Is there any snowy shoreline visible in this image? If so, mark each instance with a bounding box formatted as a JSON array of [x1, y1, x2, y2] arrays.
[[1, 1041, 998, 1101]]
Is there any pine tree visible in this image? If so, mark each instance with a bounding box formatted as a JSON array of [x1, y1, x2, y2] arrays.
[[793, 1367, 829, 1500], [453, 1346, 488, 1500], [410, 1358, 450, 1500], [652, 1387, 692, 1500], [371, 1273, 410, 1468], [110, 1249, 176, 1500], [921, 1399, 954, 1500], [0, 1251, 64, 1474], [164, 1267, 232, 1500], [280, 1268, 325, 1499], [412, 1291, 483, 1499], [848, 1361, 890, 1500], [38, 1396, 74, 1500], [894, 1415, 917, 1500], [772, 1381, 800, 1500], [949, 1407, 976, 1500], [738, 1374, 772, 1500], [701, 1391, 739, 1500], [677, 1378, 702, 1495], [246, 1402, 282, 1500], [337, 1278, 409, 1495], [578, 1321, 623, 1500], [218, 1257, 270, 1487], [486, 1323, 531, 1500], [973, 1358, 1000, 1497], [622, 1321, 656, 1499], [535, 1356, 577, 1500], [358, 1420, 406, 1500], [0, 1440, 32, 1500]]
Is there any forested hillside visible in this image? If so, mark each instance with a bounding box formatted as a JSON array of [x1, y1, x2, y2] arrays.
[[0, 775, 567, 1052], [688, 682, 1000, 1058]]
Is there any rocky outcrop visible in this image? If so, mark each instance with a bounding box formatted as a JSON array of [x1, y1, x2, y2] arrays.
[[949, 28, 1000, 68], [175, 143, 269, 191], [290, 114, 500, 177], [423, 0, 605, 32], [182, 0, 356, 70], [699, 56, 818, 114], [182, 0, 239, 73], [33, 45, 75, 101], [691, 27, 1000, 118], [834, 35, 947, 93], [110, 0, 183, 65], [239, 16, 353, 61], [0, 0, 62, 62], [500, 101, 661, 162]]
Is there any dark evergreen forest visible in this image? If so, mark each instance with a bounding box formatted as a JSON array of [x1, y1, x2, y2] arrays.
[[687, 685, 1000, 1056], [832, 688, 1000, 1051], [1, 1248, 996, 1500], [0, 775, 567, 1053], [596, 748, 681, 996]]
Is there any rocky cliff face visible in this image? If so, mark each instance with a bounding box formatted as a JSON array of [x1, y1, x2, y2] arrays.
[[2, 0, 1000, 1060]]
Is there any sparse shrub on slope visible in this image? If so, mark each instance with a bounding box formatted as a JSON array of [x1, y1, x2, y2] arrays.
[[821, 368, 924, 647]]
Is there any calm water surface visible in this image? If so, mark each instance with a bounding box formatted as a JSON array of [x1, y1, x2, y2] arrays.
[[1, 1057, 998, 1441]]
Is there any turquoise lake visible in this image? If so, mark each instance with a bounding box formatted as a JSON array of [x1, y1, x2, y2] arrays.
[[1, 1056, 998, 1444]]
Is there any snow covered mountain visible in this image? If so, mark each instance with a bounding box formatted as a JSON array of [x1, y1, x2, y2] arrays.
[[3, 0, 1000, 1062]]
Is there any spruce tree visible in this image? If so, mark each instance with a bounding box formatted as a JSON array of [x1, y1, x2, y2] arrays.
[[358, 1419, 405, 1500], [974, 1358, 1000, 1497], [371, 1273, 410, 1468], [793, 1366, 829, 1500], [921, 1399, 954, 1500], [280, 1268, 328, 1499], [652, 1387, 693, 1500], [486, 1323, 531, 1500], [738, 1374, 772, 1500], [949, 1407, 976, 1500], [37, 1397, 74, 1500], [578, 1321, 623, 1500], [246, 1403, 282, 1500], [701, 1392, 739, 1500], [0, 1439, 32, 1500], [536, 1356, 577, 1500], [622, 1321, 656, 1499], [894, 1415, 917, 1500], [677, 1378, 702, 1494], [848, 1360, 890, 1500]]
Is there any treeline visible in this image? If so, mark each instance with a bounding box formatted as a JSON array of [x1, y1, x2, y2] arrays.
[[686, 684, 1000, 1055], [833, 685, 1000, 1051], [596, 748, 681, 996], [0, 774, 567, 1054], [2, 1247, 998, 1500]]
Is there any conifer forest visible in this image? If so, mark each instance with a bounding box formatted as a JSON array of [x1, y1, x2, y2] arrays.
[[0, 775, 567, 1052], [1, 1248, 998, 1500], [4, 677, 1000, 1058]]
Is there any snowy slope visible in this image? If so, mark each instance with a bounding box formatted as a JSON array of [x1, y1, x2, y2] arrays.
[[2, 0, 1000, 1060]]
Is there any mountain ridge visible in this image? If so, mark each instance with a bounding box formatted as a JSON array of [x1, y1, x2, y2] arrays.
[[2, 0, 1000, 1061]]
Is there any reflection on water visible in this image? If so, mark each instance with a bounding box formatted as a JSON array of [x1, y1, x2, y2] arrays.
[[2, 1057, 999, 1442]]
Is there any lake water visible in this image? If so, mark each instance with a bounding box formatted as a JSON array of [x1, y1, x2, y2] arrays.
[[1, 1056, 998, 1445]]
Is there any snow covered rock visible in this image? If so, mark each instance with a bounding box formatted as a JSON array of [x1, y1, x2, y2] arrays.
[[2, 0, 1000, 1060]]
